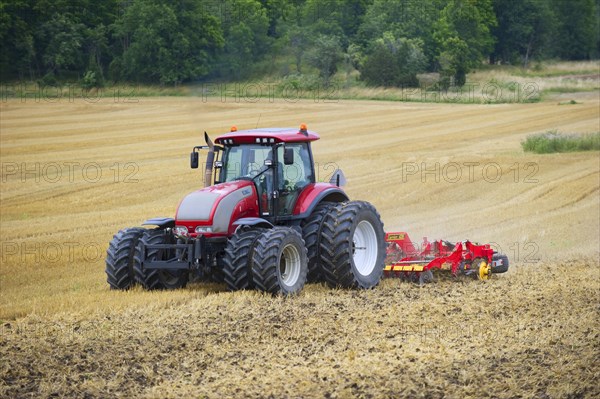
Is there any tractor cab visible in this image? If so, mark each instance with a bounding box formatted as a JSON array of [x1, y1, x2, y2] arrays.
[[193, 124, 320, 221]]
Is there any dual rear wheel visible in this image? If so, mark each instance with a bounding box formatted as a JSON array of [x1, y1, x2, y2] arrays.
[[224, 200, 386, 295], [318, 201, 386, 289]]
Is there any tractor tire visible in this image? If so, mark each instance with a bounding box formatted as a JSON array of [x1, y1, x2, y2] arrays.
[[222, 227, 265, 291], [492, 253, 509, 274], [320, 201, 386, 289], [301, 201, 336, 282], [133, 229, 188, 290], [105, 227, 145, 290], [251, 227, 308, 295]]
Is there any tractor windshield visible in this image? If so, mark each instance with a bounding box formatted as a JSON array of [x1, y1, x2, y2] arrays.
[[222, 144, 272, 181], [222, 142, 314, 216], [222, 143, 313, 186]]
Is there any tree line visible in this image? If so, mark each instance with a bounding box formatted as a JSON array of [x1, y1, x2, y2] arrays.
[[1, 0, 598, 87]]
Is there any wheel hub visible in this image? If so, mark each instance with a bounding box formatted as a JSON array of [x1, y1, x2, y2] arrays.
[[280, 243, 301, 286], [478, 260, 491, 280], [352, 220, 378, 276]]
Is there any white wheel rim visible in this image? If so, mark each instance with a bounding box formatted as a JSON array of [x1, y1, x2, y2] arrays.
[[353, 220, 378, 276], [280, 243, 301, 286]]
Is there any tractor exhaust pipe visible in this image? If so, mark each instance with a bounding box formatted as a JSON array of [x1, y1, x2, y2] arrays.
[[204, 132, 215, 187]]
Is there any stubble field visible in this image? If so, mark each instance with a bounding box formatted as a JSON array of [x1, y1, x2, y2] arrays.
[[1, 89, 599, 398]]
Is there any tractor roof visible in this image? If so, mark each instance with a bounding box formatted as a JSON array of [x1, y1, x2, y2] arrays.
[[215, 126, 319, 145]]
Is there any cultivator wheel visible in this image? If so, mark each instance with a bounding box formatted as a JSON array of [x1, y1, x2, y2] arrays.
[[477, 259, 492, 280], [301, 201, 336, 282], [418, 270, 434, 285], [133, 229, 189, 290], [222, 227, 265, 291], [251, 227, 308, 295], [466, 257, 482, 279], [491, 254, 509, 274], [320, 201, 386, 289], [105, 227, 146, 290]]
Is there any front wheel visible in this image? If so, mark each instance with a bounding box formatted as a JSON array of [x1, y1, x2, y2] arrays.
[[320, 201, 386, 289], [133, 229, 189, 290], [105, 227, 145, 290], [251, 227, 308, 295], [222, 227, 265, 291]]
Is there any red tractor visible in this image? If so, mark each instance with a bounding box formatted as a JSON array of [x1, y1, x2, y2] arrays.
[[105, 124, 386, 295]]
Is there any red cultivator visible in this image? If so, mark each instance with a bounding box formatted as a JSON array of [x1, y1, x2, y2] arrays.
[[384, 232, 509, 284]]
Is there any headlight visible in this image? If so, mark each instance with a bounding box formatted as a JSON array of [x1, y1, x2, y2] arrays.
[[174, 225, 189, 236], [195, 226, 213, 234]]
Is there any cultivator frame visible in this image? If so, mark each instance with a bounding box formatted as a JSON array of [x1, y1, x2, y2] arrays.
[[384, 232, 509, 284]]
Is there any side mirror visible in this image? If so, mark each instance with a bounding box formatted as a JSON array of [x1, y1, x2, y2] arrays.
[[284, 148, 294, 165], [191, 151, 199, 169]]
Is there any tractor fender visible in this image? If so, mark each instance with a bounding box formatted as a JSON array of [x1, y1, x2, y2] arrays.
[[233, 217, 274, 229], [293, 183, 349, 218], [142, 217, 175, 229]]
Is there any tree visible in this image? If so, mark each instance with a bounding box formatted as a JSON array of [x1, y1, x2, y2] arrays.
[[433, 0, 497, 86], [0, 0, 36, 80], [301, 0, 371, 44], [286, 25, 310, 73], [437, 36, 470, 87], [360, 34, 426, 87], [113, 0, 223, 84], [214, 0, 271, 80], [357, 0, 439, 67], [550, 0, 597, 60], [37, 13, 86, 76], [305, 34, 343, 85], [258, 0, 293, 37], [492, 0, 554, 66]]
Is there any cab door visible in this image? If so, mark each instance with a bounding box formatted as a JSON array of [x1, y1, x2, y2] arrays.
[[275, 143, 314, 216]]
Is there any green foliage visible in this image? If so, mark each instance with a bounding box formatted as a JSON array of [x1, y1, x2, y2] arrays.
[[305, 34, 343, 85], [259, 0, 294, 37], [434, 0, 497, 87], [0, 1, 36, 80], [113, 0, 223, 84], [492, 0, 554, 66], [301, 0, 370, 42], [360, 34, 426, 87], [0, 0, 598, 86], [521, 131, 600, 153], [284, 25, 311, 73], [437, 37, 470, 88], [81, 70, 100, 89], [551, 0, 597, 60], [280, 73, 322, 91], [214, 0, 271, 80], [357, 0, 439, 66], [38, 13, 85, 73]]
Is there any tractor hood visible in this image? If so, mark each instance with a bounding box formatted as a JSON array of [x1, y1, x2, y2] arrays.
[[175, 180, 256, 234]]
